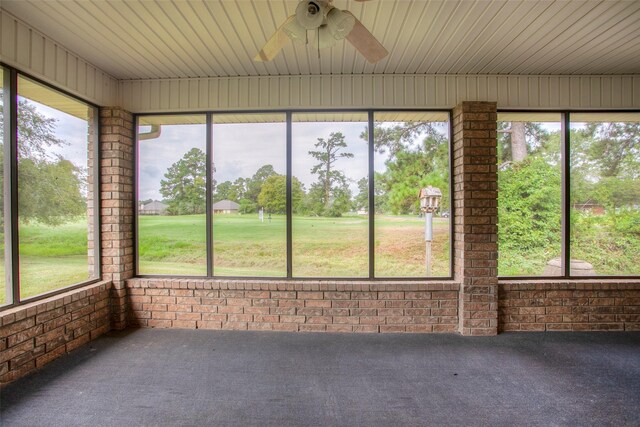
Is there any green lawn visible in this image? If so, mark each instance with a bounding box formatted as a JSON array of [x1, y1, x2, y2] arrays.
[[138, 213, 450, 277], [1, 213, 452, 303], [1, 219, 92, 303]]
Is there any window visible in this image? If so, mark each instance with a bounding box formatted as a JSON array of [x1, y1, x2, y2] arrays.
[[137, 115, 207, 275], [211, 114, 286, 277], [0, 69, 99, 307], [15, 77, 99, 299], [497, 113, 562, 276], [374, 112, 451, 277], [136, 110, 453, 279], [497, 111, 640, 278], [570, 113, 640, 276], [291, 113, 369, 277]]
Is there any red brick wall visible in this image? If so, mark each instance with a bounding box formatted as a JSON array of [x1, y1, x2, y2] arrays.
[[126, 279, 459, 333], [0, 282, 110, 385], [452, 102, 499, 336], [499, 280, 640, 331], [100, 107, 135, 330]]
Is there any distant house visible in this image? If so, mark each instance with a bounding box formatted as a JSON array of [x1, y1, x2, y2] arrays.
[[139, 200, 168, 215], [573, 202, 605, 215], [212, 200, 240, 214]]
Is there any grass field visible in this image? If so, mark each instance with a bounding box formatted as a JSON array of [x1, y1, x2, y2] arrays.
[[1, 214, 451, 303], [1, 220, 92, 303], [139, 213, 451, 277]]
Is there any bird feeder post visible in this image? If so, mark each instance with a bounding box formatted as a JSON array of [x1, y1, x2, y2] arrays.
[[419, 186, 442, 276]]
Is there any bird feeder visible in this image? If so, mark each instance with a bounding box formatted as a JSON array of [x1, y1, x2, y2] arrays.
[[419, 186, 442, 214], [419, 186, 442, 275]]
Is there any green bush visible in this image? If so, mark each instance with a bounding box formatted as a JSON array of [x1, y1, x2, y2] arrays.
[[498, 156, 561, 256]]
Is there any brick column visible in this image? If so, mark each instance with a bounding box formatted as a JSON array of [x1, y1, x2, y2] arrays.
[[452, 102, 498, 336], [100, 107, 135, 330]]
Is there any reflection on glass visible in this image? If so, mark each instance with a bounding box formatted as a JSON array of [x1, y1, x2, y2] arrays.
[[17, 76, 96, 299], [374, 112, 451, 277], [292, 114, 368, 277], [212, 114, 286, 276], [570, 113, 640, 276], [138, 115, 207, 275], [497, 113, 562, 276]]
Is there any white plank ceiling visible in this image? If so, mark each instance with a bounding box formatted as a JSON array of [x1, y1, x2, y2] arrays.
[[2, 0, 639, 80]]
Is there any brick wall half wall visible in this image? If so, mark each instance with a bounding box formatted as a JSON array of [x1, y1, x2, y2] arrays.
[[499, 280, 640, 331], [0, 282, 111, 385], [126, 279, 460, 333]]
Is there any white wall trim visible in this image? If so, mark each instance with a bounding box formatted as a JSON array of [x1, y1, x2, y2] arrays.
[[1, 10, 118, 106], [118, 74, 639, 113]]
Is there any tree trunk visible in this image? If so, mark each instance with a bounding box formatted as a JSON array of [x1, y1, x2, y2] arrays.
[[324, 149, 331, 210], [511, 121, 527, 162]]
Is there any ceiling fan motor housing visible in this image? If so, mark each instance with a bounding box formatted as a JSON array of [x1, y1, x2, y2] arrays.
[[296, 1, 325, 29]]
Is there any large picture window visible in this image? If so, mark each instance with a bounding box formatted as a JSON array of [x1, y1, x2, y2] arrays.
[[135, 110, 453, 279], [1, 68, 100, 307], [211, 114, 286, 277], [291, 113, 369, 277], [137, 115, 207, 275], [497, 111, 640, 278], [570, 113, 640, 276], [374, 112, 451, 277], [17, 77, 98, 299], [497, 113, 562, 276]]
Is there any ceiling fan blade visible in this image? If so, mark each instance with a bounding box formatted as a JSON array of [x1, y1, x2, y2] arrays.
[[254, 15, 296, 62], [343, 11, 388, 64]]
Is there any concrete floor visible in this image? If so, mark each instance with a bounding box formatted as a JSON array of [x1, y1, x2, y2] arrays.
[[1, 330, 639, 427]]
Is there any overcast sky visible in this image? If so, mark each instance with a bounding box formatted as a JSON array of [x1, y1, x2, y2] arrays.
[[138, 120, 372, 201], [20, 98, 89, 169]]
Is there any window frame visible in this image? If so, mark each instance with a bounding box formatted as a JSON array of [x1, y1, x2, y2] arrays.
[[134, 109, 454, 281], [0, 64, 102, 309], [497, 109, 640, 279]]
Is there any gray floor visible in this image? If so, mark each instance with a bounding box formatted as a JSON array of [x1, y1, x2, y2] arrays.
[[1, 330, 639, 427]]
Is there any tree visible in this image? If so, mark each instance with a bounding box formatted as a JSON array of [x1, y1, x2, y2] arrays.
[[368, 122, 450, 214], [308, 132, 354, 216], [498, 122, 551, 167], [502, 121, 527, 162], [245, 164, 277, 203], [0, 99, 86, 226], [578, 122, 640, 179], [257, 174, 304, 214], [213, 177, 248, 203], [160, 147, 206, 215], [354, 177, 368, 212], [17, 157, 86, 226], [213, 180, 233, 202], [571, 122, 640, 210], [363, 121, 441, 160]]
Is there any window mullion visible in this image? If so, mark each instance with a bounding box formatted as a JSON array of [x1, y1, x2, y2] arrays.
[[4, 68, 20, 304], [206, 114, 213, 277], [562, 112, 570, 278], [368, 111, 375, 279], [286, 111, 293, 278]]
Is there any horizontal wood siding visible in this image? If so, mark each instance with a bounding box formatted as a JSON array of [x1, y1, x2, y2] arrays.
[[1, 10, 118, 106], [119, 74, 640, 113]]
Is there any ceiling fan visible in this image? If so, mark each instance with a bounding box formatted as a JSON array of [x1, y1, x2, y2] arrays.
[[254, 0, 388, 64]]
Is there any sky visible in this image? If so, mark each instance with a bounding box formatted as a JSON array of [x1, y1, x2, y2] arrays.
[[18, 98, 90, 170], [138, 119, 373, 201]]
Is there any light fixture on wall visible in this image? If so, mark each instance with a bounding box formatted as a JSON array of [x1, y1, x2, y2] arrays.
[[254, 0, 387, 63]]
